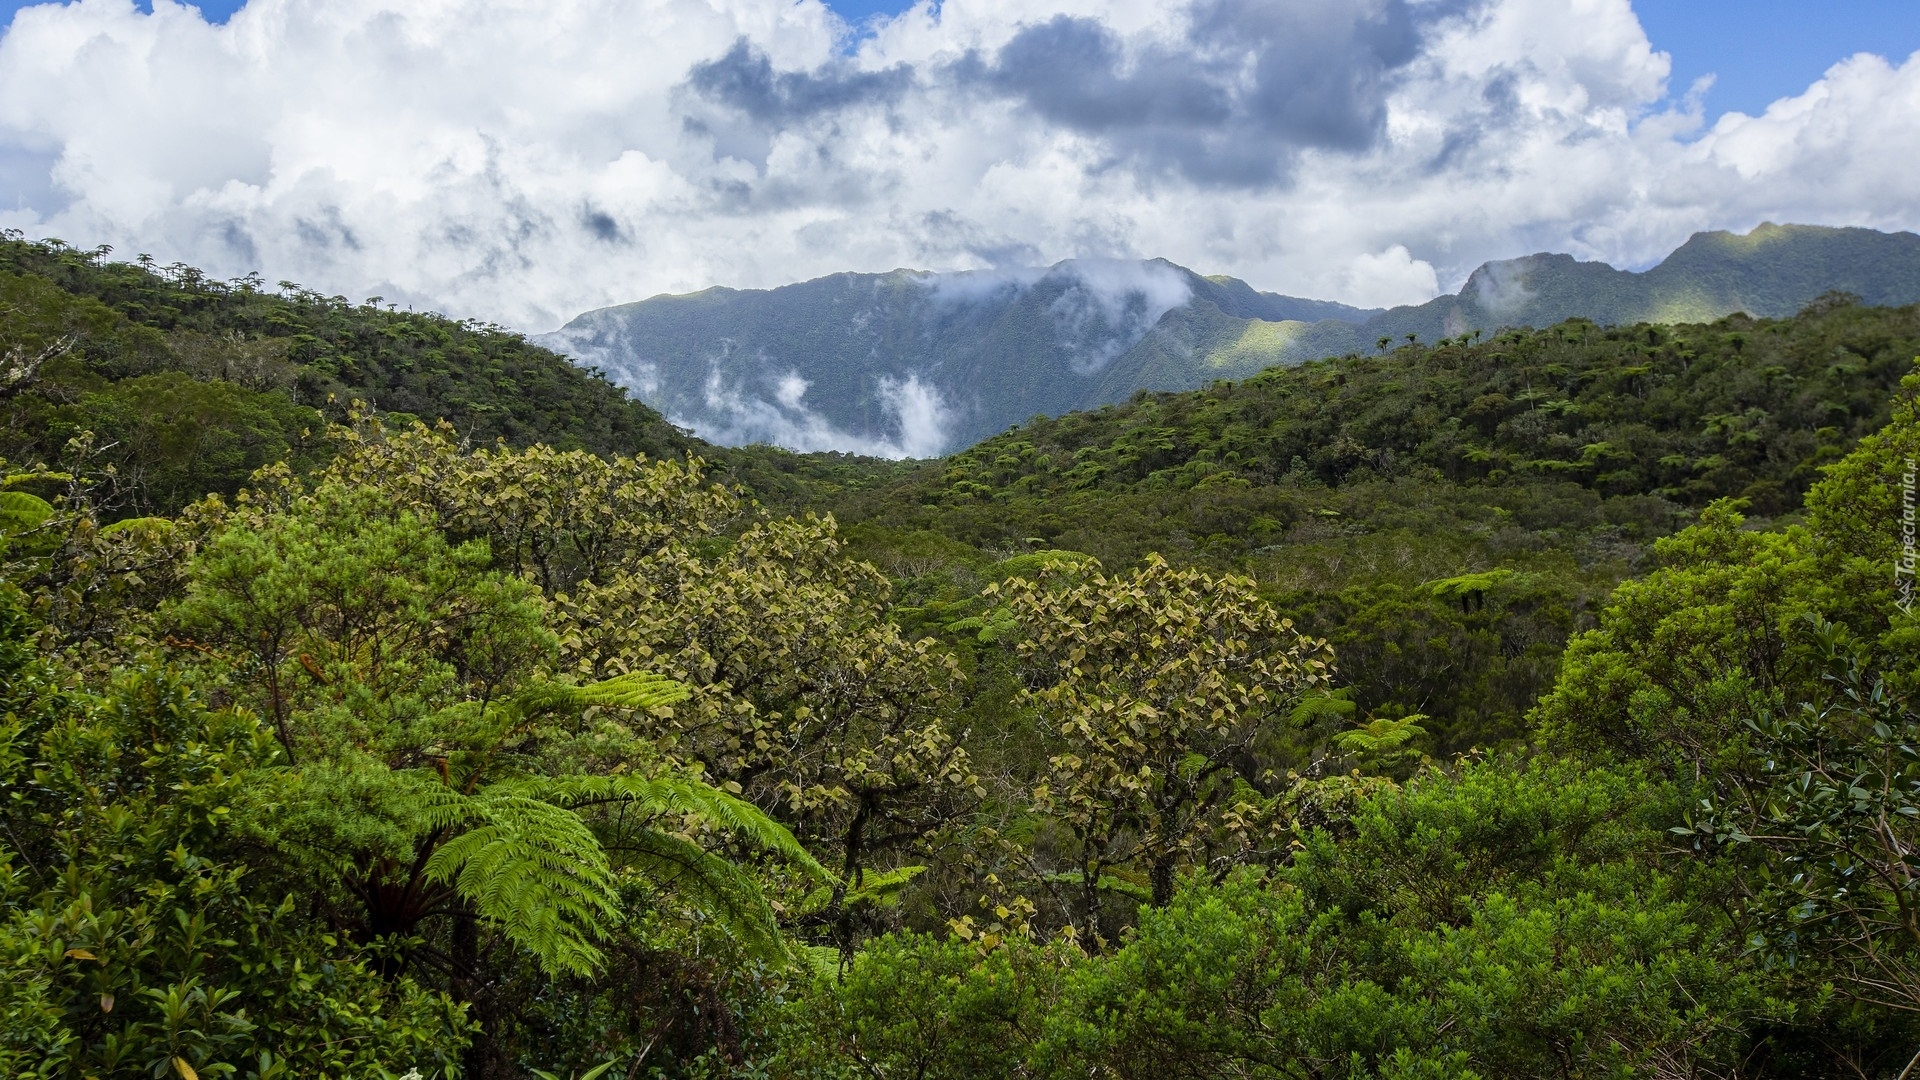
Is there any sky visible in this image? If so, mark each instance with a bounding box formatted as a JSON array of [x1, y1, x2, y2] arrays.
[[0, 0, 1916, 331], [23, 0, 1914, 121]]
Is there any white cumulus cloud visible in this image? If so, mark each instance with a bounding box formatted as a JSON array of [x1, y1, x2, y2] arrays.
[[0, 0, 1914, 333]]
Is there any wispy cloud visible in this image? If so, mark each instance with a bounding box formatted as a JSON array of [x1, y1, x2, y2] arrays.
[[683, 365, 952, 459], [1041, 259, 1193, 374], [914, 257, 1192, 374]]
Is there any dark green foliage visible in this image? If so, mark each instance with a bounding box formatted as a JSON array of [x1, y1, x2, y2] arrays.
[[776, 932, 1061, 1079], [786, 763, 1782, 1079], [712, 445, 918, 512], [0, 589, 474, 1078], [910, 302, 1919, 516], [1686, 642, 1920, 1015], [0, 233, 691, 515], [1073, 758, 1747, 1080], [1533, 365, 1920, 771], [54, 372, 325, 516], [802, 302, 1919, 754]]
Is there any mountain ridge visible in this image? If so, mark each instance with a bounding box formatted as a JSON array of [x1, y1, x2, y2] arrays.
[[541, 223, 1920, 457]]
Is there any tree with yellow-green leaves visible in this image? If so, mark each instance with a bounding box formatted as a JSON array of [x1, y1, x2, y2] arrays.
[[1000, 554, 1336, 936], [557, 513, 979, 953], [266, 414, 741, 599], [246, 416, 979, 956], [153, 453, 828, 1077]]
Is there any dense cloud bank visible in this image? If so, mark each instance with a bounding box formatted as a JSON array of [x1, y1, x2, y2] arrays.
[[0, 0, 1916, 330]]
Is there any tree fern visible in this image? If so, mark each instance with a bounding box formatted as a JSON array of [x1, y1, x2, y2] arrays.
[[0, 490, 51, 536], [1332, 715, 1428, 755], [257, 660, 819, 977], [540, 773, 830, 963], [1333, 714, 1430, 773], [417, 787, 622, 977], [1423, 569, 1519, 613], [1288, 686, 1357, 728], [513, 671, 691, 716], [536, 773, 830, 883], [410, 771, 830, 974], [612, 828, 792, 962], [796, 865, 926, 917]]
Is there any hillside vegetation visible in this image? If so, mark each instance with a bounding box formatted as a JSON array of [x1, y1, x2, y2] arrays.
[[6, 243, 1920, 1079], [547, 222, 1920, 453], [0, 233, 691, 513], [812, 297, 1920, 748]]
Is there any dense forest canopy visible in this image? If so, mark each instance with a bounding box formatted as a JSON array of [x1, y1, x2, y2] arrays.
[[0, 233, 692, 513], [5, 237, 1920, 1079], [810, 296, 1920, 752]]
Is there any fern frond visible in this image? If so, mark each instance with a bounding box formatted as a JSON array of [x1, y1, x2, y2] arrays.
[[0, 491, 53, 536], [1, 471, 71, 488], [616, 828, 792, 963], [418, 787, 622, 977], [1334, 714, 1430, 755], [1288, 687, 1357, 727], [796, 865, 926, 917], [569, 672, 692, 711], [797, 944, 843, 979], [515, 671, 692, 716], [533, 773, 832, 883], [1039, 870, 1153, 903], [405, 770, 826, 976], [98, 516, 175, 537]]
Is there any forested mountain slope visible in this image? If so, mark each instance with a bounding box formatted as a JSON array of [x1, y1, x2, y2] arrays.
[[807, 298, 1920, 748], [0, 233, 693, 513], [546, 222, 1920, 456]]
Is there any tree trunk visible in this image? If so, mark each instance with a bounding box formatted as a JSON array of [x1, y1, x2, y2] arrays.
[[452, 911, 507, 1080], [1150, 853, 1176, 908], [832, 797, 873, 964]]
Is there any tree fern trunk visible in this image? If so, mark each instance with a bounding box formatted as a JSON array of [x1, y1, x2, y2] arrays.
[[452, 911, 507, 1080]]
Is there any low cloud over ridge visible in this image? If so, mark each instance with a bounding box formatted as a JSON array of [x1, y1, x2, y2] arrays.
[[0, 0, 1916, 332], [687, 367, 951, 460]]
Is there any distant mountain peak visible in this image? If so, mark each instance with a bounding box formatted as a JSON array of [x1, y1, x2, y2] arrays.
[[540, 224, 1920, 457]]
